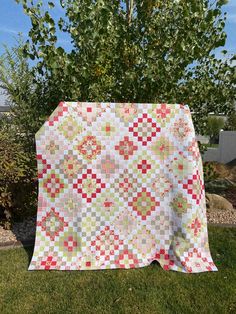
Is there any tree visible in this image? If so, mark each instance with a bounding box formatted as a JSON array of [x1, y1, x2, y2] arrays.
[[8, 0, 236, 136], [205, 116, 225, 144], [0, 40, 49, 149], [224, 111, 236, 131]]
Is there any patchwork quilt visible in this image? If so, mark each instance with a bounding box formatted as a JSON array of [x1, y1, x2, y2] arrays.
[[28, 102, 218, 273]]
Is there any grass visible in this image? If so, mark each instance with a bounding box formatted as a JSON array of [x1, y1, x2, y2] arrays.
[[205, 144, 219, 148], [0, 226, 236, 314]]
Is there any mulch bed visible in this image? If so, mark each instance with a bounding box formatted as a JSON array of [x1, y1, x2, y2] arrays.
[[222, 187, 236, 208]]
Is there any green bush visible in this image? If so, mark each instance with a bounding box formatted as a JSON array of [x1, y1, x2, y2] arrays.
[[0, 42, 42, 229], [0, 128, 37, 229]]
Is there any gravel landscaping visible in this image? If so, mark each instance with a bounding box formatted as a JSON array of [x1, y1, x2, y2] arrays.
[[0, 216, 36, 245], [206, 209, 236, 225]]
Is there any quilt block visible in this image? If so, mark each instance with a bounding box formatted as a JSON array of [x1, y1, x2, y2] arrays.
[[28, 102, 217, 273]]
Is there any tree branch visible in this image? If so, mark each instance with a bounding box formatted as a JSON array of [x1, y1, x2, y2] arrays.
[[126, 0, 134, 25]]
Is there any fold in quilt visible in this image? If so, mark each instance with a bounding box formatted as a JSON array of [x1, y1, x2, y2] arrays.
[[28, 102, 217, 273]]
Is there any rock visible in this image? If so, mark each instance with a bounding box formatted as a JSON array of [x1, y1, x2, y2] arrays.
[[205, 193, 234, 212]]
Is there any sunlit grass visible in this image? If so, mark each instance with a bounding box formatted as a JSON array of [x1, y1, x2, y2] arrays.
[[0, 226, 235, 314]]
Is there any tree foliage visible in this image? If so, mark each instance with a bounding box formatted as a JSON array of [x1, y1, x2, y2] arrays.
[[8, 0, 236, 136], [0, 41, 52, 147], [224, 111, 236, 131], [205, 115, 225, 143]]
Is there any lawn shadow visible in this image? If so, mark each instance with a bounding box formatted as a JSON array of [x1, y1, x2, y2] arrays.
[[22, 243, 34, 267], [10, 216, 36, 268], [150, 260, 160, 266]]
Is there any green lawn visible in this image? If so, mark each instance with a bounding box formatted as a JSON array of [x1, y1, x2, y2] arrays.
[[0, 226, 236, 314]]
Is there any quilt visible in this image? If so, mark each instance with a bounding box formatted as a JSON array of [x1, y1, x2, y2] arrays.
[[28, 102, 218, 273]]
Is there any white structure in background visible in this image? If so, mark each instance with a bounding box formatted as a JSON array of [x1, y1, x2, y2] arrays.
[[203, 130, 236, 164], [0, 105, 10, 117], [194, 109, 236, 164]]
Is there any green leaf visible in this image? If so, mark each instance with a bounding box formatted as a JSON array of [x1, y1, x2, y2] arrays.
[[215, 37, 226, 48], [56, 47, 64, 55], [217, 0, 229, 7], [48, 1, 55, 9], [29, 53, 35, 60]]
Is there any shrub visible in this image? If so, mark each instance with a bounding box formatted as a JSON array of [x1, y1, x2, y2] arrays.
[[0, 127, 37, 229], [0, 41, 42, 228], [203, 162, 219, 183]]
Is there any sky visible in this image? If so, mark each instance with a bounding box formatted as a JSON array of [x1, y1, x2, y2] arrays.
[[0, 0, 236, 104]]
